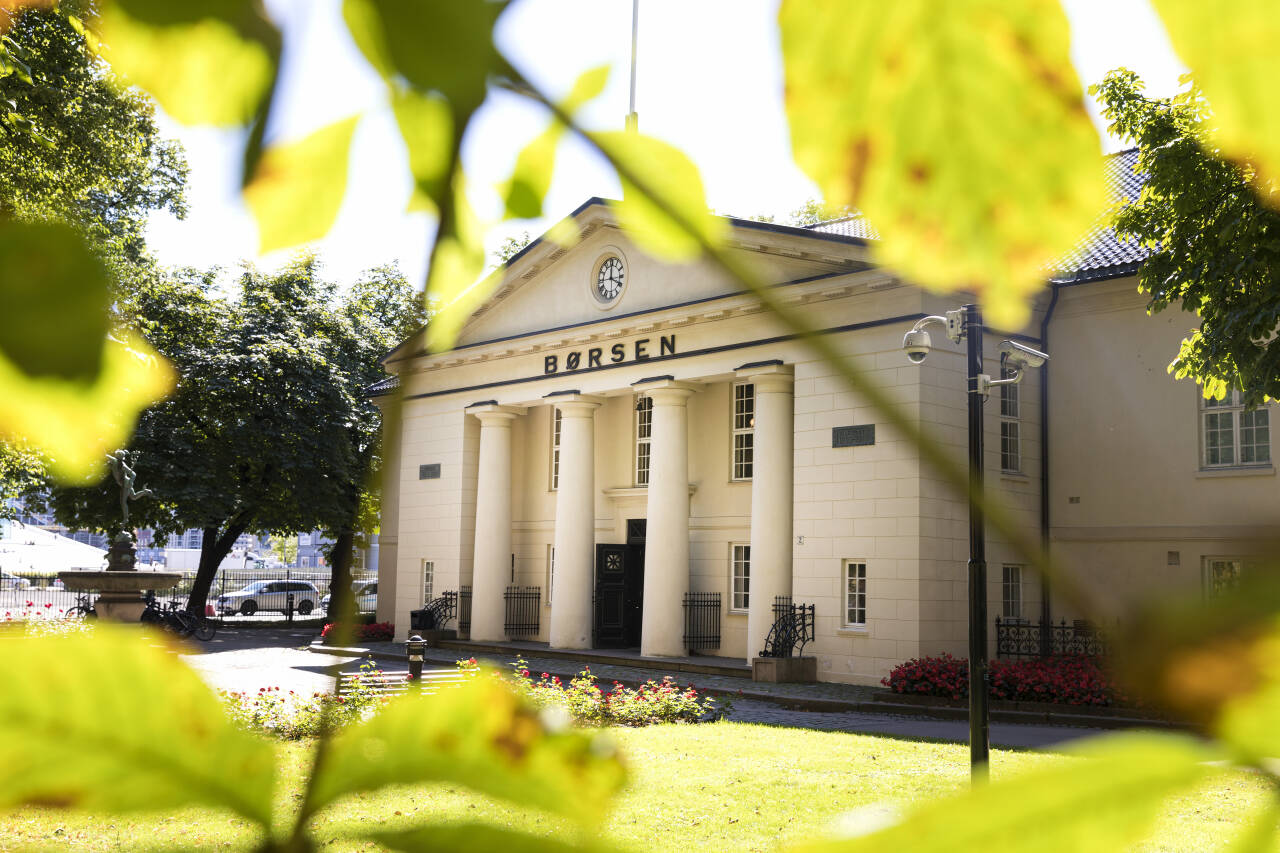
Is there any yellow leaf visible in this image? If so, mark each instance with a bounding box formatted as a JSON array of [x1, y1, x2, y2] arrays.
[[423, 177, 488, 352], [391, 86, 454, 214], [1149, 0, 1280, 189], [0, 332, 173, 483], [243, 115, 361, 254], [97, 0, 278, 127], [592, 130, 727, 260], [779, 0, 1107, 329]]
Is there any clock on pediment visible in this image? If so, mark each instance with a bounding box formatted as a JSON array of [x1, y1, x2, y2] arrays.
[[590, 249, 627, 309]]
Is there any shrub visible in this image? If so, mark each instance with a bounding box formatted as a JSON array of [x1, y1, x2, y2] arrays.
[[320, 621, 394, 643], [882, 653, 1129, 706], [463, 658, 728, 726], [220, 660, 393, 738]]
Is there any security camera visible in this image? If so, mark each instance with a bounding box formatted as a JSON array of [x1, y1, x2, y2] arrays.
[[902, 328, 932, 364], [998, 340, 1049, 370]]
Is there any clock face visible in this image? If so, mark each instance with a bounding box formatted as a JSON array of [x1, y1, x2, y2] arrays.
[[596, 256, 625, 302]]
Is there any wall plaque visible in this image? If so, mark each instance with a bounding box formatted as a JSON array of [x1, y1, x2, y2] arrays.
[[832, 425, 875, 448], [419, 463, 441, 480]]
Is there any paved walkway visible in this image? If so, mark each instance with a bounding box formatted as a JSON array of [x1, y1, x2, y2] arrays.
[[175, 630, 1110, 750]]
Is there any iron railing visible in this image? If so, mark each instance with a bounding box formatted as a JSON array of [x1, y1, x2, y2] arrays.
[[682, 591, 721, 651], [759, 595, 816, 658], [503, 585, 541, 637], [995, 617, 1110, 658], [458, 585, 472, 636]]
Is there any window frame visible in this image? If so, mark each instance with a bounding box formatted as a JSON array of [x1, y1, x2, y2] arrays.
[[635, 395, 653, 487], [999, 367, 1021, 474], [421, 559, 434, 605], [843, 560, 868, 628], [546, 544, 556, 605], [1201, 391, 1272, 469], [1001, 564, 1023, 620], [731, 381, 755, 482], [1203, 555, 1251, 598], [729, 542, 750, 612], [550, 407, 562, 491]]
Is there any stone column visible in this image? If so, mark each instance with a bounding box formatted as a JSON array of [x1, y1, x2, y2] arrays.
[[636, 377, 697, 657], [467, 402, 522, 642], [548, 393, 603, 649], [740, 362, 795, 662]]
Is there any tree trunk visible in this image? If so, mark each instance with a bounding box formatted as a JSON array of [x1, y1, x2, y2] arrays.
[[326, 529, 356, 628], [186, 520, 249, 615]]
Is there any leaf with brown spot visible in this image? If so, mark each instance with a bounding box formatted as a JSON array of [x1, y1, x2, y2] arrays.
[[779, 0, 1107, 329], [309, 672, 626, 823]]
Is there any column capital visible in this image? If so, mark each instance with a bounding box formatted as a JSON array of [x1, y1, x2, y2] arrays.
[[632, 376, 698, 404], [466, 402, 525, 424], [735, 361, 794, 393], [544, 391, 604, 416]]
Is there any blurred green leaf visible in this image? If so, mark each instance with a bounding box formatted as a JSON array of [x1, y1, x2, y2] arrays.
[[592, 130, 727, 260], [778, 0, 1107, 329], [423, 176, 488, 351], [784, 733, 1217, 853], [391, 86, 454, 214], [243, 115, 361, 254], [0, 626, 275, 823], [96, 0, 279, 127], [502, 64, 610, 220], [1224, 801, 1280, 853], [1150, 1, 1280, 191], [340, 0, 507, 118], [308, 672, 626, 823], [0, 220, 109, 381], [374, 823, 614, 853]]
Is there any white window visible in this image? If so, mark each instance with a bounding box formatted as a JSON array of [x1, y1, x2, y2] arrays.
[[546, 545, 556, 604], [550, 408, 562, 490], [1202, 391, 1271, 468], [843, 560, 867, 627], [635, 395, 653, 486], [732, 382, 755, 481], [421, 559, 434, 604], [999, 367, 1020, 473], [1204, 557, 1246, 598], [1002, 564, 1023, 620], [730, 543, 750, 611]]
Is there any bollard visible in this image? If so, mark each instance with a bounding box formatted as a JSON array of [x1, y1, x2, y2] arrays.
[[286, 592, 295, 624], [406, 634, 426, 683]]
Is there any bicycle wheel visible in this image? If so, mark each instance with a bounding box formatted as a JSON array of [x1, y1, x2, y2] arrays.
[[193, 618, 216, 641], [140, 606, 163, 625], [164, 612, 194, 638]]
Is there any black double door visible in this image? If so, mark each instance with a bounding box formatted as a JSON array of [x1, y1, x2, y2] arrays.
[[594, 524, 645, 648]]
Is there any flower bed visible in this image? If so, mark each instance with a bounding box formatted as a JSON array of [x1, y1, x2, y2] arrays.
[[882, 653, 1129, 706], [319, 621, 394, 643], [221, 661, 393, 739]]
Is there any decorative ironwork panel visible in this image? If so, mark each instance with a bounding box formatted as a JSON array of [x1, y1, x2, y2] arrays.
[[682, 592, 721, 650], [760, 595, 816, 658], [458, 586, 472, 636], [504, 585, 541, 637], [995, 617, 1111, 658]]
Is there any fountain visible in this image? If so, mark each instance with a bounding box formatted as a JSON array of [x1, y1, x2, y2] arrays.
[[58, 450, 181, 621]]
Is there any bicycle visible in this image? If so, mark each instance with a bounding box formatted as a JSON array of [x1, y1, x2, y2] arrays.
[[63, 594, 96, 620], [141, 594, 216, 641]]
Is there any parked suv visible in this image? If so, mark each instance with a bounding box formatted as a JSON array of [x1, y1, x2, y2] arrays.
[[0, 570, 31, 590], [216, 580, 319, 616], [320, 581, 377, 614]]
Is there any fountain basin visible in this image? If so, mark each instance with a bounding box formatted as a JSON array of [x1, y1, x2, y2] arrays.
[[58, 570, 182, 621]]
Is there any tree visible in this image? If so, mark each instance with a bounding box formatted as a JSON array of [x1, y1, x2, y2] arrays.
[[787, 198, 851, 227], [38, 259, 360, 614], [1093, 70, 1280, 408], [269, 534, 298, 568], [493, 232, 531, 266]]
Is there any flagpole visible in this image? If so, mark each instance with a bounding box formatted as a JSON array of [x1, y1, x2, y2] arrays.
[[626, 0, 639, 132]]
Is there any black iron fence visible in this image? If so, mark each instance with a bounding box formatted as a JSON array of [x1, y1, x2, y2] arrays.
[[682, 591, 721, 651], [760, 595, 816, 658], [995, 617, 1110, 658], [503, 585, 541, 637], [458, 586, 472, 637]]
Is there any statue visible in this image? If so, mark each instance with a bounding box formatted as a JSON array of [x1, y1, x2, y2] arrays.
[[106, 449, 152, 527]]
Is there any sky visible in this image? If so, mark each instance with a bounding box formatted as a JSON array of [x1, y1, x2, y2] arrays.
[[142, 0, 1188, 290]]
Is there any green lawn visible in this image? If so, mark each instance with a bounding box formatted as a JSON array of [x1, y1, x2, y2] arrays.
[[0, 723, 1269, 852]]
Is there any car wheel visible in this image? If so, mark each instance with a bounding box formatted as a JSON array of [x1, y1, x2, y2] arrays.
[[297, 599, 314, 615], [239, 600, 258, 617]]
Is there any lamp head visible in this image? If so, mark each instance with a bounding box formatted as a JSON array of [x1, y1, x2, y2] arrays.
[[903, 328, 932, 364]]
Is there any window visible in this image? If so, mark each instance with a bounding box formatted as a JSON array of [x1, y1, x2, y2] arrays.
[[550, 408, 562, 490], [546, 545, 556, 604], [1002, 564, 1023, 620], [1202, 391, 1271, 467], [732, 382, 755, 481], [1204, 557, 1246, 598], [730, 543, 750, 611], [635, 395, 653, 486], [999, 367, 1020, 473], [844, 560, 867, 627], [421, 560, 434, 604]]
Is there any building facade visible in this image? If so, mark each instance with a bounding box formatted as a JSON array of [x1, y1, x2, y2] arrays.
[[373, 168, 1274, 685]]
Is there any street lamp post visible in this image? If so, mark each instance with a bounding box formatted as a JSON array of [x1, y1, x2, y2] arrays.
[[902, 303, 1048, 781]]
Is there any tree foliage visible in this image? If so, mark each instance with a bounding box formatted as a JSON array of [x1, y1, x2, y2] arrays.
[[1093, 70, 1280, 407]]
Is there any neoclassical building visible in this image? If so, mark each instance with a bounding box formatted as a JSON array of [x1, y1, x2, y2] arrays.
[[372, 153, 1276, 684]]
